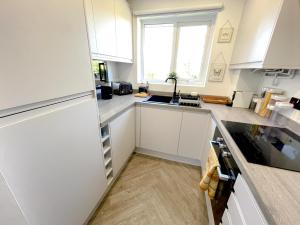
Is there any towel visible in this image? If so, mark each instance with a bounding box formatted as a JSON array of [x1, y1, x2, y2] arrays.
[[199, 147, 220, 199]]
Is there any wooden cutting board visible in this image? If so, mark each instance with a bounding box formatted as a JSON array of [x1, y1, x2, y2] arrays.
[[201, 95, 230, 105]]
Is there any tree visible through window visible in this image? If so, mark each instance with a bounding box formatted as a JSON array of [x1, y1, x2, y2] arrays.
[[140, 14, 215, 86]]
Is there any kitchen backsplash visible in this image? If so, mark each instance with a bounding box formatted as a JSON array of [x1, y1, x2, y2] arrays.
[[258, 70, 300, 98]]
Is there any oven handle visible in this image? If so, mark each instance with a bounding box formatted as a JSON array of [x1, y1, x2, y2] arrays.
[[210, 141, 235, 182], [216, 167, 231, 181]]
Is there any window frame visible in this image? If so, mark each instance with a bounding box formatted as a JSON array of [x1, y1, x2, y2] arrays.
[[139, 12, 216, 86]]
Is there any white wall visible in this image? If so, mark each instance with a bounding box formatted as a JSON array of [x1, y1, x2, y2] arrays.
[[258, 71, 300, 98], [117, 0, 246, 96]]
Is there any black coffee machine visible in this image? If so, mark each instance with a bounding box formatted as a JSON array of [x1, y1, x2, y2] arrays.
[[93, 61, 112, 100], [100, 85, 113, 100]]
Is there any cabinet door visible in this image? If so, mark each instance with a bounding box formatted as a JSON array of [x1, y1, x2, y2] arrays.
[[178, 111, 210, 160], [84, 0, 98, 53], [227, 194, 246, 225], [222, 209, 233, 225], [201, 115, 216, 167], [234, 175, 268, 225], [92, 0, 117, 57], [230, 0, 283, 66], [0, 0, 94, 111], [115, 0, 133, 60], [0, 96, 106, 225], [110, 107, 135, 175], [140, 106, 182, 155], [0, 174, 27, 225]]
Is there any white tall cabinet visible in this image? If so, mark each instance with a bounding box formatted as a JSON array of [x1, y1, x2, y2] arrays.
[[0, 97, 107, 225], [85, 0, 133, 62], [0, 0, 94, 111]]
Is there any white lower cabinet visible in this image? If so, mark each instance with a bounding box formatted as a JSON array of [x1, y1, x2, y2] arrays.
[[110, 106, 135, 175], [222, 174, 268, 225], [139, 105, 211, 162], [201, 116, 216, 166], [178, 111, 210, 160], [140, 106, 182, 155], [233, 175, 268, 225], [221, 209, 233, 225], [227, 193, 246, 225]]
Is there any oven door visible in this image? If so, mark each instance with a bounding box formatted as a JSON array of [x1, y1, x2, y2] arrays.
[[210, 141, 240, 225]]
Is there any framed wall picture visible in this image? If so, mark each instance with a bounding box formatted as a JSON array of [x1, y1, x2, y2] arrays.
[[218, 20, 234, 43], [208, 52, 227, 82], [208, 63, 226, 82]]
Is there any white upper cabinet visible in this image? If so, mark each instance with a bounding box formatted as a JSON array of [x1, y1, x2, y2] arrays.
[[230, 0, 300, 69], [92, 0, 117, 57], [84, 0, 98, 53], [115, 0, 133, 60], [178, 111, 210, 160], [0, 0, 94, 111], [86, 0, 133, 63]]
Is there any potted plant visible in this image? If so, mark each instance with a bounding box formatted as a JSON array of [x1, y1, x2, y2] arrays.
[[167, 72, 178, 82]]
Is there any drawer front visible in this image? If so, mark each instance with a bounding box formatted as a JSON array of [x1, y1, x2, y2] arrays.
[[234, 175, 268, 225], [221, 209, 233, 225], [227, 193, 246, 225]]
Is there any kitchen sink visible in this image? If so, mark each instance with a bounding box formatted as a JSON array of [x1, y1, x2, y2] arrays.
[[146, 95, 173, 104]]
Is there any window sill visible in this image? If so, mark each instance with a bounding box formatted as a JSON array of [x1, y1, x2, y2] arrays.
[[145, 81, 205, 88]]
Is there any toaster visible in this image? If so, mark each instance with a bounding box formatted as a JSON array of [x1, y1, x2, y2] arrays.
[[112, 82, 133, 95]]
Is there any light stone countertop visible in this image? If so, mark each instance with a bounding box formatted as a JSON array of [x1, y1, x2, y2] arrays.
[[97, 94, 300, 225]]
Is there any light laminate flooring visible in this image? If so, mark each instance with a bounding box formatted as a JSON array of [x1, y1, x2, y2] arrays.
[[89, 153, 208, 225]]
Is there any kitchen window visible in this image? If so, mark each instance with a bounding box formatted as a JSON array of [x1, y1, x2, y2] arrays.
[[138, 13, 216, 86]]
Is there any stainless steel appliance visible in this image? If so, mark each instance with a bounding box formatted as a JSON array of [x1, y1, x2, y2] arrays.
[[210, 127, 240, 225], [112, 82, 133, 95], [223, 120, 300, 172]]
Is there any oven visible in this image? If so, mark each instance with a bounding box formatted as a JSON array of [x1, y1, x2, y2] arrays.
[[210, 128, 240, 225]]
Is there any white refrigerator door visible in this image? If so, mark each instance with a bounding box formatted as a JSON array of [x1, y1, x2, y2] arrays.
[[0, 96, 106, 225], [0, 0, 94, 111]]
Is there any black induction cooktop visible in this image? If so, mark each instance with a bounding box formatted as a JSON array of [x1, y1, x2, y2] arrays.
[[222, 121, 300, 172]]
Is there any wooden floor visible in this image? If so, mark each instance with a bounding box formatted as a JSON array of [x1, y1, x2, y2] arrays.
[[89, 153, 208, 225]]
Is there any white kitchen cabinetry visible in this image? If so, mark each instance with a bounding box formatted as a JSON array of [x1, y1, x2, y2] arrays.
[[178, 111, 210, 160], [0, 97, 107, 225], [230, 0, 300, 69], [0, 0, 94, 111], [110, 107, 135, 175], [91, 0, 117, 57], [0, 174, 27, 225], [140, 106, 182, 155], [222, 174, 268, 225], [86, 0, 133, 63], [201, 115, 216, 166], [115, 0, 133, 60], [233, 175, 268, 225], [84, 0, 98, 53], [135, 105, 141, 147], [227, 194, 246, 225], [221, 209, 233, 225]]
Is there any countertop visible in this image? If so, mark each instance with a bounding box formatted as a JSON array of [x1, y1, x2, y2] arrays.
[[97, 94, 300, 225]]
